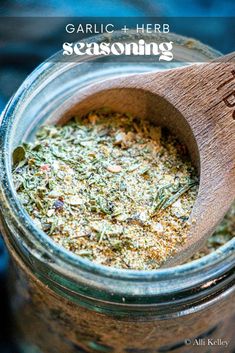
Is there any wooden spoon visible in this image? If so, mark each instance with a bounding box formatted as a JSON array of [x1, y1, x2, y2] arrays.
[[56, 52, 235, 266]]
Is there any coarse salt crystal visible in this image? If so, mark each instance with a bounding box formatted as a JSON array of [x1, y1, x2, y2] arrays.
[[152, 222, 164, 233]]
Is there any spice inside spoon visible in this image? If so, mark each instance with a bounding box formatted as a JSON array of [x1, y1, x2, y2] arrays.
[[54, 52, 235, 266]]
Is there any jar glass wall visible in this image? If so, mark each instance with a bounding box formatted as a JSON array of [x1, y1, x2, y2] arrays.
[[0, 32, 234, 353]]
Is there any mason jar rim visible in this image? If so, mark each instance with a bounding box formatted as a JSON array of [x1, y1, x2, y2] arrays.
[[0, 31, 234, 303]]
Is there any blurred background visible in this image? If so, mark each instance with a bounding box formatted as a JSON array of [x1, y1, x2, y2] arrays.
[[0, 1, 235, 352]]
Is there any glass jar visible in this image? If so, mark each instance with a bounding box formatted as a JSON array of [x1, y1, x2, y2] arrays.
[[0, 32, 234, 353]]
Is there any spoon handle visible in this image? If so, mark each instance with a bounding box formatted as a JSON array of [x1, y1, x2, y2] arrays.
[[140, 53, 235, 264]]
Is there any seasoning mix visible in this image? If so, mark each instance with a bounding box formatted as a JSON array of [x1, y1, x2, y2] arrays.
[[13, 109, 199, 269]]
